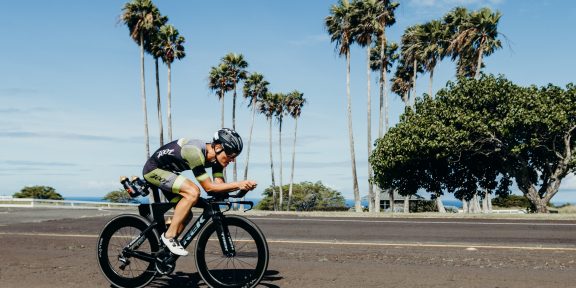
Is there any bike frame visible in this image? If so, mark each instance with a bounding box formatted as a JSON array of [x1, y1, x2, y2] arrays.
[[123, 186, 253, 264]]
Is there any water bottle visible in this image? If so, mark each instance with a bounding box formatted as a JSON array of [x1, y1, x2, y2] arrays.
[[131, 176, 150, 196], [120, 176, 141, 198]]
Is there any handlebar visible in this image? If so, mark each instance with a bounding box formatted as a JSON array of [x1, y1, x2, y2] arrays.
[[206, 189, 249, 200]]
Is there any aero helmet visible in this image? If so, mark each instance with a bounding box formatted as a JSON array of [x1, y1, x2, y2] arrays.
[[213, 128, 243, 157]]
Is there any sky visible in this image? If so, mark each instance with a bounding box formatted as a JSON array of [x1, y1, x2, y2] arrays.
[[1, 0, 576, 203]]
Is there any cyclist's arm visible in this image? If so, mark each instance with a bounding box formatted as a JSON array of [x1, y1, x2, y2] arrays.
[[198, 177, 241, 193]]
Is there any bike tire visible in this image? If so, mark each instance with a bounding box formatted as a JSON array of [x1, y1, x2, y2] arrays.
[[195, 215, 269, 288], [97, 214, 159, 288]]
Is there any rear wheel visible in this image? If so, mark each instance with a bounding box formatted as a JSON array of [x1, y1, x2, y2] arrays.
[[97, 214, 159, 288], [195, 215, 269, 288]]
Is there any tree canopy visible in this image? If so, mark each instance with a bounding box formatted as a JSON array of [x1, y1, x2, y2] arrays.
[[104, 189, 139, 203], [256, 181, 346, 211], [13, 186, 63, 200], [370, 74, 576, 213]]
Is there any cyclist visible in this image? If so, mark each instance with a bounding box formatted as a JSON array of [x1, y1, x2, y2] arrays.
[[142, 128, 257, 256]]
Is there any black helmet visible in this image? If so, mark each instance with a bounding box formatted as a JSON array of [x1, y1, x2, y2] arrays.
[[213, 128, 243, 157]]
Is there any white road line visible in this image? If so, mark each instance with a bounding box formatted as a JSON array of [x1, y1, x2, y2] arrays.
[[253, 217, 576, 226], [268, 239, 576, 251], [0, 232, 575, 251]]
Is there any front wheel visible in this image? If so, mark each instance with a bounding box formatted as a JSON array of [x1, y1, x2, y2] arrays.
[[97, 214, 159, 288], [195, 215, 269, 288]]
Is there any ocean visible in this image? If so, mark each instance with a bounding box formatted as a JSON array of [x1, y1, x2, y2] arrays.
[[65, 196, 463, 208]]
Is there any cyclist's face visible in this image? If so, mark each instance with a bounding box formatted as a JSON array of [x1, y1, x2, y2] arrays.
[[215, 145, 236, 167]]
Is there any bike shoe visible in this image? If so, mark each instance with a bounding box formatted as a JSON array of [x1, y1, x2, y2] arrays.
[[161, 233, 189, 256]]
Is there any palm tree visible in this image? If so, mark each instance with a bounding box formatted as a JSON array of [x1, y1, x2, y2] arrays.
[[420, 20, 449, 97], [445, 7, 503, 79], [222, 53, 248, 183], [121, 0, 163, 158], [370, 41, 398, 129], [326, 0, 361, 212], [374, 0, 399, 136], [158, 24, 186, 142], [242, 73, 269, 180], [390, 58, 415, 106], [370, 40, 398, 212], [400, 24, 426, 104], [208, 63, 232, 129], [352, 0, 379, 213], [286, 91, 306, 211], [258, 92, 281, 211], [274, 93, 289, 210], [144, 16, 168, 146]]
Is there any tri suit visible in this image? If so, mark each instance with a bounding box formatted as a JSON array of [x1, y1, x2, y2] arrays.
[[143, 138, 224, 202]]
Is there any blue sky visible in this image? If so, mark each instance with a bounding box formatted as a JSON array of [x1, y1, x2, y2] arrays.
[[1, 0, 575, 202]]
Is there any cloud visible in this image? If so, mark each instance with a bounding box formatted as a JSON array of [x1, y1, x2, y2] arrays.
[[0, 107, 50, 114], [0, 130, 138, 143], [0, 88, 39, 97], [0, 160, 76, 167]]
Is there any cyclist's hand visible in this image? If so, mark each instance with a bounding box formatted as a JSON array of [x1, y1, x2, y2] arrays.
[[238, 180, 257, 191]]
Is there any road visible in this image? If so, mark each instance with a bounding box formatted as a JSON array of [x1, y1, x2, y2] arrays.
[[0, 207, 575, 288]]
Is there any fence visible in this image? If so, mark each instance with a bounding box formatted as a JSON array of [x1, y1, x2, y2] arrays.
[[0, 198, 138, 209]]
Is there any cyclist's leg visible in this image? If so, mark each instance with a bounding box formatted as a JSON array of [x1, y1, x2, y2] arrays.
[[166, 179, 200, 238], [143, 168, 200, 239]]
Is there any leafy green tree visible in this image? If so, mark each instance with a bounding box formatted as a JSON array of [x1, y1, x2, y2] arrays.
[[371, 74, 576, 213], [491, 195, 531, 209], [256, 182, 346, 211], [13, 186, 63, 200], [326, 0, 361, 212], [104, 189, 139, 203]]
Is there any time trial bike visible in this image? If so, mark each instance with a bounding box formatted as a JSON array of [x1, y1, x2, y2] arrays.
[[96, 177, 269, 288]]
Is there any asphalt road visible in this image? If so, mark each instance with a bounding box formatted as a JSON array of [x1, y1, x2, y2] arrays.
[[1, 207, 575, 288]]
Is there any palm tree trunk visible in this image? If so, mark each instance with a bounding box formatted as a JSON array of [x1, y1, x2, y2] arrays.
[[220, 92, 225, 128], [232, 81, 238, 183], [412, 58, 417, 107], [220, 91, 226, 179], [475, 42, 484, 79], [155, 58, 164, 146], [278, 117, 284, 211], [269, 117, 277, 211], [244, 101, 257, 180], [167, 62, 173, 142], [429, 68, 434, 98], [366, 46, 374, 213], [139, 32, 150, 159], [346, 50, 361, 213], [288, 117, 298, 211]]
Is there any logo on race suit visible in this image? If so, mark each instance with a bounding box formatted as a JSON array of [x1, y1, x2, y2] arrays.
[[157, 148, 174, 159]]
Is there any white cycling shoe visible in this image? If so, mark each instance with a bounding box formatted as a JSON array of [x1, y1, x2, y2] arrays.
[[161, 233, 189, 256]]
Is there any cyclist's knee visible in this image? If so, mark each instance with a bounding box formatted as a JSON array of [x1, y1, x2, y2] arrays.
[[179, 180, 200, 202]]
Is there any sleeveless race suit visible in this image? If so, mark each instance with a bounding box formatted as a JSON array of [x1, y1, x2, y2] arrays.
[[142, 138, 224, 202]]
